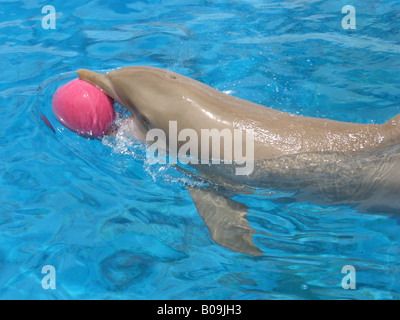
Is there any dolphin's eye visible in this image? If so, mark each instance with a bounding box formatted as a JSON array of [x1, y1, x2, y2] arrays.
[[141, 115, 150, 127], [169, 74, 177, 79]]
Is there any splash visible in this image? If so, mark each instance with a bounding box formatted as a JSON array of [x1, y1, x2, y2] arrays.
[[102, 110, 207, 188]]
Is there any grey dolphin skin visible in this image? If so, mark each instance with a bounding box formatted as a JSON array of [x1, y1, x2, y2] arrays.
[[78, 66, 400, 256]]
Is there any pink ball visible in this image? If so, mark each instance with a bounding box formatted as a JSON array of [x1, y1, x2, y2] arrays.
[[52, 78, 115, 138]]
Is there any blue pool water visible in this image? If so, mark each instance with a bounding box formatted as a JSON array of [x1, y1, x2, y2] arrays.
[[1, 0, 400, 299]]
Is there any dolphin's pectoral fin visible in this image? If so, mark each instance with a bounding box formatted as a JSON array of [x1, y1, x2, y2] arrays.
[[187, 186, 263, 256]]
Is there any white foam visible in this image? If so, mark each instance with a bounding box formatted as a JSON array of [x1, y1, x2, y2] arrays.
[[102, 113, 206, 188]]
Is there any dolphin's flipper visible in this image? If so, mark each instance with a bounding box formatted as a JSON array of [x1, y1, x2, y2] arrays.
[[187, 186, 263, 256]]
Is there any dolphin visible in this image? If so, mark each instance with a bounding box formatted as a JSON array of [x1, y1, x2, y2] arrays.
[[77, 66, 400, 255]]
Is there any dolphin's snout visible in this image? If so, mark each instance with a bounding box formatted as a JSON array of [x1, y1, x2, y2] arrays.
[[77, 69, 115, 100]]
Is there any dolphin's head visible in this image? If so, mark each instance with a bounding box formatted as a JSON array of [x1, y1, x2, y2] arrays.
[[77, 67, 200, 139]]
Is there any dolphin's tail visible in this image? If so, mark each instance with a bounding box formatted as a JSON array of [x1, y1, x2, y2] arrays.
[[77, 69, 116, 100]]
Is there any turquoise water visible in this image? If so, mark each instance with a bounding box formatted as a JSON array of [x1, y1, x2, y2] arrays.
[[1, 0, 400, 299]]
